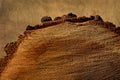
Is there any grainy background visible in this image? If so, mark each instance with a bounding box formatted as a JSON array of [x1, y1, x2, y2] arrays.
[[0, 0, 120, 57]]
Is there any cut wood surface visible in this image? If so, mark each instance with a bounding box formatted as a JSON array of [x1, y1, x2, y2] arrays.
[[0, 21, 120, 80]]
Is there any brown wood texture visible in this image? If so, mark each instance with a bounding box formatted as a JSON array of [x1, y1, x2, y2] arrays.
[[0, 21, 120, 80]]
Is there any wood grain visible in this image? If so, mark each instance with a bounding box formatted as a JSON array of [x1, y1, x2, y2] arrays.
[[0, 22, 120, 80]]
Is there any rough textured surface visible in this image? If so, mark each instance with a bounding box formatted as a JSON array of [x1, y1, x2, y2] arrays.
[[0, 15, 120, 80], [1, 0, 120, 58]]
